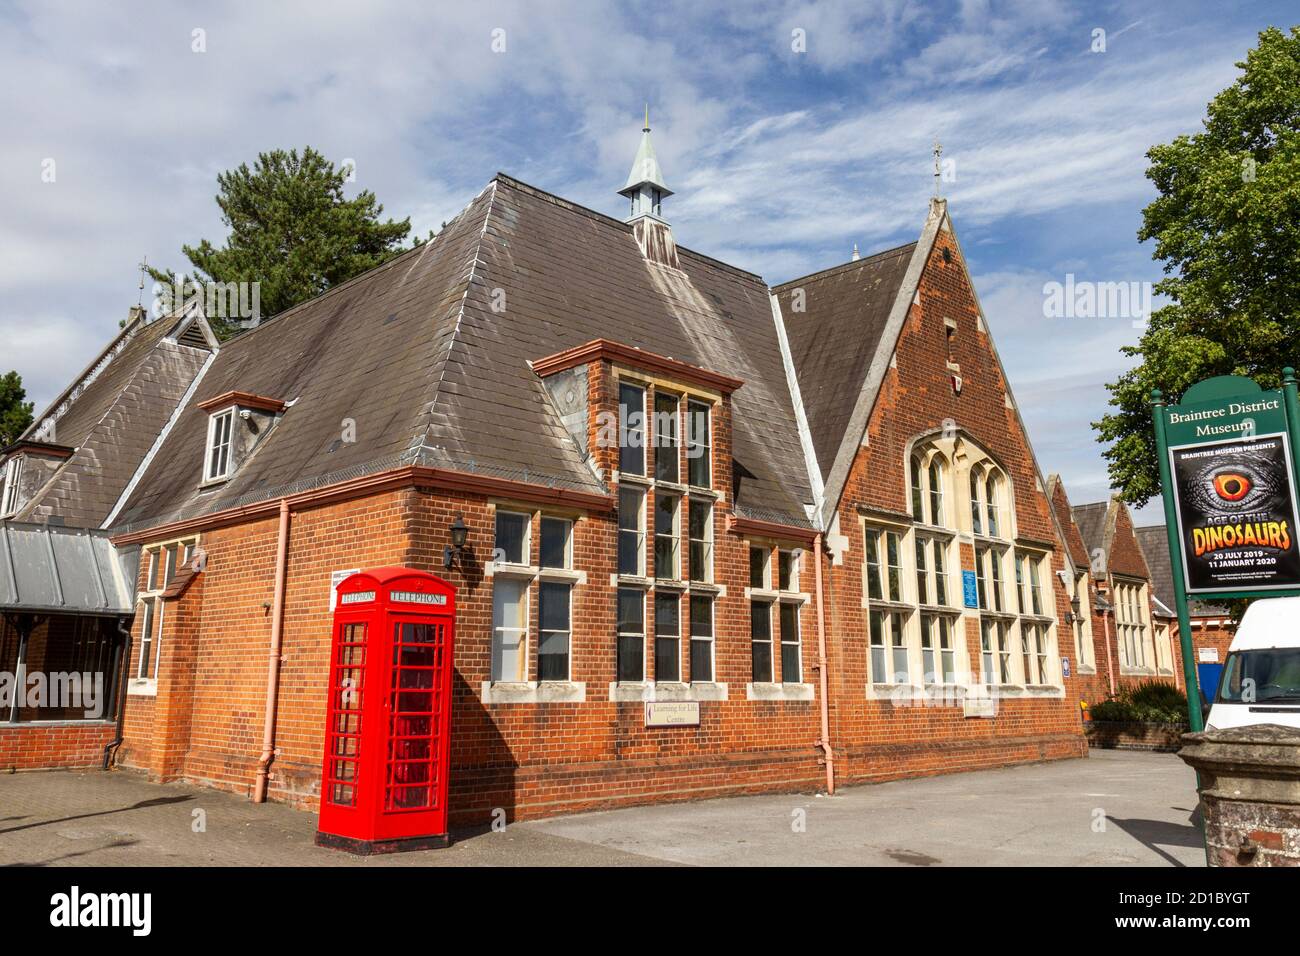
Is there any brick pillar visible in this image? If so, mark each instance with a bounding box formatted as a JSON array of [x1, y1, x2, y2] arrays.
[[1178, 724, 1300, 867], [148, 577, 203, 782]]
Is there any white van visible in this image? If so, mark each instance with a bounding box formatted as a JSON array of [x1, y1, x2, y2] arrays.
[[1205, 595, 1300, 731]]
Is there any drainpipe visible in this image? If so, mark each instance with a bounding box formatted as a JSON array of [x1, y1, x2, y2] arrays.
[[253, 499, 291, 803], [813, 533, 835, 795], [102, 616, 134, 769]]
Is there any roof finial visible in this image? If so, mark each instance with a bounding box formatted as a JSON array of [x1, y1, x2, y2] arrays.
[[644, 103, 650, 132], [933, 140, 943, 199], [137, 254, 148, 308], [852, 243, 860, 261]]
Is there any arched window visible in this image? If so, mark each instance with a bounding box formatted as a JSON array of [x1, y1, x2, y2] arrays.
[[865, 440, 962, 692], [927, 458, 944, 526], [985, 474, 1000, 537], [910, 454, 925, 522], [969, 472, 982, 535]]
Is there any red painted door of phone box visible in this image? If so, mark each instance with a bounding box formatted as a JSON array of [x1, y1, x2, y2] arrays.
[[315, 568, 455, 854]]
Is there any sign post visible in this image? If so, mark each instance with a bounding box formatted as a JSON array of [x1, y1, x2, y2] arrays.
[[1151, 369, 1300, 731]]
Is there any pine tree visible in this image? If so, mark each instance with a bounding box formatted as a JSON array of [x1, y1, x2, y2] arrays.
[[150, 148, 410, 337]]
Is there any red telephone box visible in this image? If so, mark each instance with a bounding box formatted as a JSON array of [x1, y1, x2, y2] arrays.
[[315, 567, 455, 854]]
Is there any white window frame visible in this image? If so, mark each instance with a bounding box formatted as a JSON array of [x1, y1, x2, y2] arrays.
[[653, 389, 680, 484], [777, 548, 800, 593], [688, 498, 713, 583], [617, 487, 646, 577], [539, 515, 573, 570], [750, 598, 774, 682], [616, 586, 647, 682], [618, 381, 647, 477], [686, 399, 712, 489], [536, 578, 571, 682], [204, 408, 236, 482], [864, 526, 904, 603], [778, 599, 802, 683], [1, 455, 23, 516], [653, 491, 681, 581], [749, 544, 771, 590], [653, 590, 682, 683], [908, 450, 948, 526], [130, 536, 197, 693], [493, 509, 533, 568], [868, 608, 910, 684], [920, 613, 957, 685], [688, 594, 715, 683], [491, 576, 531, 682]]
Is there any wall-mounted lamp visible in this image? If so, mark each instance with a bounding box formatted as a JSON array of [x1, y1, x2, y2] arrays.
[[444, 513, 469, 569]]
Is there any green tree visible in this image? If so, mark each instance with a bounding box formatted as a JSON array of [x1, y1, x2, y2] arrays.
[[1095, 26, 1300, 506], [0, 370, 35, 447], [151, 148, 410, 337]]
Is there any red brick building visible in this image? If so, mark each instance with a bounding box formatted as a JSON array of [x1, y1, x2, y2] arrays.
[[2, 128, 1098, 822]]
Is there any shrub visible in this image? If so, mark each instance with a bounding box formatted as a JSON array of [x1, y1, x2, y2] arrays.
[[1089, 680, 1188, 724]]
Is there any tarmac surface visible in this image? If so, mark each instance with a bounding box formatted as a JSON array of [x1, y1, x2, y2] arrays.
[[0, 749, 1204, 866]]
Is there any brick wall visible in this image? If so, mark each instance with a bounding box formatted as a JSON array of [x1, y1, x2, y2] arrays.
[[824, 224, 1087, 785], [106, 221, 1101, 824], [0, 722, 116, 771]]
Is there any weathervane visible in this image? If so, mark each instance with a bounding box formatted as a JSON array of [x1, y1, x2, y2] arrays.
[[933, 140, 943, 198], [137, 255, 148, 308]]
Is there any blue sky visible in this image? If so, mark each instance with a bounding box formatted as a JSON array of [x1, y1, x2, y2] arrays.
[[1, 0, 1294, 518]]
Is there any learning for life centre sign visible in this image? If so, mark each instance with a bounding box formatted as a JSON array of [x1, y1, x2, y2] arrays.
[[1159, 377, 1300, 596]]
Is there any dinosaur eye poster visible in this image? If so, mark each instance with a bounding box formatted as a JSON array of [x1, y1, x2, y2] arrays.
[[1169, 432, 1300, 593]]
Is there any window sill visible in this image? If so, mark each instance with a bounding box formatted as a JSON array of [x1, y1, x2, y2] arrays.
[[654, 577, 688, 591], [746, 682, 814, 702], [912, 522, 956, 538], [864, 682, 968, 704], [611, 573, 653, 588], [480, 681, 586, 704], [687, 580, 726, 597], [748, 587, 809, 603], [861, 598, 913, 612], [127, 678, 157, 697], [1119, 666, 1156, 677], [538, 567, 585, 585], [1074, 664, 1097, 675], [486, 562, 537, 580], [989, 684, 1065, 699], [609, 681, 730, 702]]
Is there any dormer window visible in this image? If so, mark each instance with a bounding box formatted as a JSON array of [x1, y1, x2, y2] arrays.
[[1, 455, 23, 517], [205, 409, 235, 482], [196, 390, 287, 486]]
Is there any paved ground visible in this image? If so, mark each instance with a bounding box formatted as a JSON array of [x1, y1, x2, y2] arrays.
[[0, 750, 1204, 866]]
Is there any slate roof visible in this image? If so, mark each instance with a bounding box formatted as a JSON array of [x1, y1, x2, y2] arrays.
[[1072, 501, 1109, 560], [1134, 524, 1230, 617], [773, 243, 916, 487], [7, 312, 210, 527], [112, 174, 816, 530]]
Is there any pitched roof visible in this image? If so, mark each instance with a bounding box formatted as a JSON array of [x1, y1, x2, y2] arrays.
[[1071, 501, 1109, 558], [1047, 474, 1090, 570], [111, 174, 815, 531], [774, 242, 917, 488], [8, 311, 211, 527], [1134, 524, 1230, 617]]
